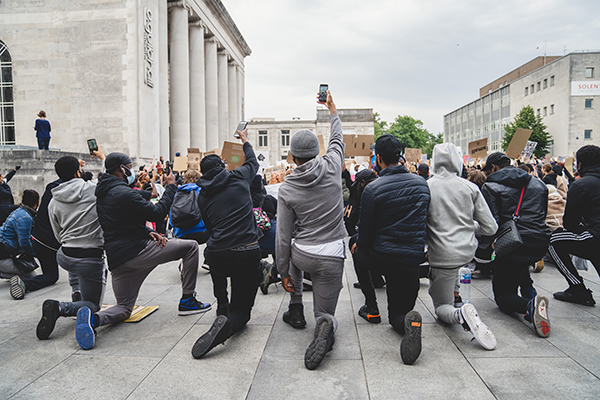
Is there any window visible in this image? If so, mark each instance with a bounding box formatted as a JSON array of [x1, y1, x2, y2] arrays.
[[258, 130, 268, 147], [551, 104, 555, 114], [281, 155, 288, 161], [551, 75, 555, 86], [586, 67, 594, 78], [585, 99, 593, 109], [537, 108, 541, 116], [525, 87, 528, 96], [531, 84, 534, 94], [584, 130, 592, 139], [543, 79, 548, 89], [281, 130, 290, 146], [537, 82, 541, 91], [543, 106, 547, 116], [0, 41, 15, 145]]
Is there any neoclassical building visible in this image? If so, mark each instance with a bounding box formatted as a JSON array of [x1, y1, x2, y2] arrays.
[[0, 0, 250, 160]]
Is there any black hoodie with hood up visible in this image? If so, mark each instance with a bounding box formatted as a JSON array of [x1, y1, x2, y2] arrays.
[[482, 166, 550, 261], [563, 163, 600, 240]]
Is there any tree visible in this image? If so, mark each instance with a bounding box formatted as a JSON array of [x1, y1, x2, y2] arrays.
[[373, 113, 441, 158], [386, 115, 431, 150], [502, 105, 552, 158], [373, 112, 387, 139]]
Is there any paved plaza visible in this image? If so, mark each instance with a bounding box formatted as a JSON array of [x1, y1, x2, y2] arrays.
[[2, 242, 600, 399]]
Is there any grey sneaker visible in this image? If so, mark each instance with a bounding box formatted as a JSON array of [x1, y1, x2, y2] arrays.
[[528, 296, 550, 338], [10, 275, 26, 300], [459, 304, 496, 350], [304, 315, 335, 370]]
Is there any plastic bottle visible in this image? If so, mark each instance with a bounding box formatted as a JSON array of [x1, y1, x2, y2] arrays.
[[459, 266, 472, 304]]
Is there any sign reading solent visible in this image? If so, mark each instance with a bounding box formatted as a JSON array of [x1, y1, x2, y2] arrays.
[[143, 7, 154, 88]]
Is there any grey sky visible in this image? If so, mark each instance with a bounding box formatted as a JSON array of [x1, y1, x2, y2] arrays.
[[224, 0, 600, 134]]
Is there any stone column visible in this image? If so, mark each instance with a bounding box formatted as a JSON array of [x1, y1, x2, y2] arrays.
[[189, 21, 206, 150], [238, 66, 245, 121], [168, 2, 191, 157], [217, 50, 229, 147], [204, 37, 219, 151], [159, 0, 169, 158], [228, 61, 238, 133]]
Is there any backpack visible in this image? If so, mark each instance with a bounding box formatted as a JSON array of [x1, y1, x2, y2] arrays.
[[170, 187, 202, 230], [253, 207, 271, 232]]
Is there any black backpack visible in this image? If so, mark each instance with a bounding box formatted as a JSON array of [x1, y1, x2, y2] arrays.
[[170, 187, 202, 229]]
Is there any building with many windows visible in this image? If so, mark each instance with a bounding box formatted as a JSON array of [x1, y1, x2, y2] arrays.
[[0, 0, 250, 160], [444, 52, 600, 158], [247, 108, 374, 169]]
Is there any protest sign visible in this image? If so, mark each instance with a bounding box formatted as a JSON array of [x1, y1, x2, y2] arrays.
[[468, 138, 488, 159], [343, 135, 373, 157], [404, 148, 422, 164], [221, 141, 245, 171], [505, 128, 533, 159], [565, 157, 574, 173], [521, 140, 537, 159], [317, 135, 326, 156], [172, 156, 187, 172], [187, 148, 201, 170]]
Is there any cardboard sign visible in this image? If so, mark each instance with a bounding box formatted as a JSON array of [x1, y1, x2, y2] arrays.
[[202, 148, 220, 158], [565, 157, 574, 173], [286, 152, 294, 164], [521, 140, 537, 159], [187, 148, 201, 170], [468, 138, 488, 159], [221, 141, 245, 171], [505, 128, 533, 159], [343, 135, 374, 157], [404, 148, 422, 164], [172, 156, 188, 172]]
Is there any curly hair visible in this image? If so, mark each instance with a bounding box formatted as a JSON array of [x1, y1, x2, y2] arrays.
[[576, 145, 600, 169]]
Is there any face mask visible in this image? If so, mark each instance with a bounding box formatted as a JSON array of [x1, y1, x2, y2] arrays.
[[122, 166, 135, 185]]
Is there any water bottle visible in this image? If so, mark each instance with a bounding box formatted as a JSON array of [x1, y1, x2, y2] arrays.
[[459, 266, 472, 304]]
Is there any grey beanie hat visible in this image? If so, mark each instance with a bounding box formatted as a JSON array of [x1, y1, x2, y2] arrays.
[[290, 129, 320, 158]]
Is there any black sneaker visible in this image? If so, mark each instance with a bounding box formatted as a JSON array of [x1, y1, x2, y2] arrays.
[[358, 304, 381, 324], [192, 315, 232, 359], [304, 315, 335, 370], [179, 296, 212, 316], [72, 290, 82, 303], [400, 311, 422, 365], [553, 286, 596, 306], [10, 275, 26, 300], [36, 300, 60, 340], [283, 303, 306, 329]]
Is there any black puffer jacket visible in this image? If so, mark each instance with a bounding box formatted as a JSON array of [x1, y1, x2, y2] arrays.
[[31, 179, 61, 249], [95, 173, 176, 269], [563, 163, 600, 240], [198, 142, 260, 252], [356, 164, 430, 265], [482, 166, 550, 260], [0, 169, 17, 226]]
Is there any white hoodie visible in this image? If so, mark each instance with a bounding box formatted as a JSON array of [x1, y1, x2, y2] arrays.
[[48, 178, 104, 248], [426, 143, 497, 268]]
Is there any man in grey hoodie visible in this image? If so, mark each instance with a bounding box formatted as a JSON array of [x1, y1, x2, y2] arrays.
[[426, 143, 498, 350], [276, 90, 346, 370], [36, 154, 106, 341]]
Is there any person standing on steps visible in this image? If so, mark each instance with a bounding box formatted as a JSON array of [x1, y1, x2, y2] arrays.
[[34, 110, 51, 150]]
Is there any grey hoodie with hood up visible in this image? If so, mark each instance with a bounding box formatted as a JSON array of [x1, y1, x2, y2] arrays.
[[426, 143, 497, 268], [49, 178, 104, 249], [276, 113, 346, 278]]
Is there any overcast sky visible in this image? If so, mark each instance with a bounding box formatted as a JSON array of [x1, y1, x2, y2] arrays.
[[224, 0, 600, 134]]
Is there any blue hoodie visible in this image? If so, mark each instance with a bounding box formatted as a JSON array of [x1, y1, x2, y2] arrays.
[[171, 183, 206, 238]]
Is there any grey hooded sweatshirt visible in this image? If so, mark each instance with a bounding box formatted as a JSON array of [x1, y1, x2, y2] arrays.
[[49, 178, 104, 248], [276, 113, 346, 278], [426, 143, 497, 268]]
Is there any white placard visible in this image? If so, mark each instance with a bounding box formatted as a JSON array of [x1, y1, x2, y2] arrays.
[[571, 81, 600, 96], [521, 141, 537, 159]]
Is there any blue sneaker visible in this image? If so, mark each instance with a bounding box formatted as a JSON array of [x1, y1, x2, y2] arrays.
[[179, 296, 212, 316], [521, 285, 537, 301], [76, 307, 95, 350]]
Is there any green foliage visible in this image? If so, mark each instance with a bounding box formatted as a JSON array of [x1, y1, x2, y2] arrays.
[[373, 113, 441, 158], [373, 112, 387, 139], [502, 105, 552, 158]]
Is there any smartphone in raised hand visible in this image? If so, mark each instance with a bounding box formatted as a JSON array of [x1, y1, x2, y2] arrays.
[[234, 121, 248, 139], [87, 138, 98, 155], [318, 84, 328, 103]]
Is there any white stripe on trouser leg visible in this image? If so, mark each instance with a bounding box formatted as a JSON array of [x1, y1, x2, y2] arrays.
[[548, 244, 582, 286], [550, 231, 593, 244]]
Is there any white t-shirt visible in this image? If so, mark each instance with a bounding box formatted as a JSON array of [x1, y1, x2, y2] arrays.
[[294, 238, 346, 259]]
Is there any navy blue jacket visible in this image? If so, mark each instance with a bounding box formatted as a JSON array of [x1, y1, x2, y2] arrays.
[[356, 164, 430, 265]]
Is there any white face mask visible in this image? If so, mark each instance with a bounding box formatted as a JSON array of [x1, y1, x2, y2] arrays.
[[122, 166, 135, 185]]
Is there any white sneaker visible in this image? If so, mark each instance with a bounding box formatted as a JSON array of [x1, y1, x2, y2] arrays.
[[459, 303, 496, 350]]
